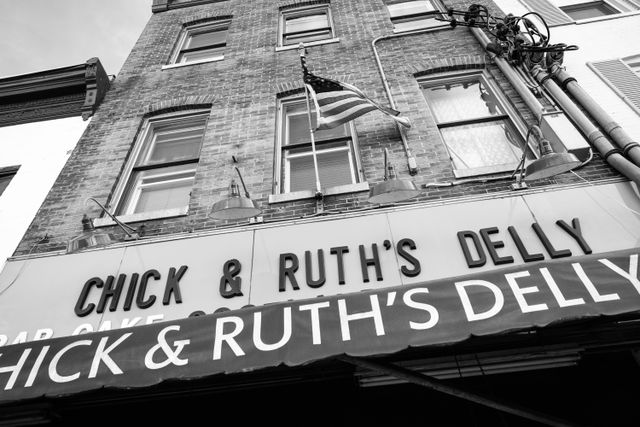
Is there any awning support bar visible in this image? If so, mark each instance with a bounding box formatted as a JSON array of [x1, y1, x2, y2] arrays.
[[338, 355, 579, 427]]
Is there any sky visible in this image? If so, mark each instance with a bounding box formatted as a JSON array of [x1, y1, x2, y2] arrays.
[[0, 1, 153, 268], [0, 0, 153, 77]]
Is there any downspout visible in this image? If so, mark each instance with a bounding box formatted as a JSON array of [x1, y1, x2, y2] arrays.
[[530, 64, 640, 187], [373, 29, 451, 175], [550, 65, 640, 167], [470, 28, 640, 187], [469, 28, 548, 121]]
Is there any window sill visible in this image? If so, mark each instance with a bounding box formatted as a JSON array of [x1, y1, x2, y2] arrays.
[[452, 163, 520, 179], [276, 38, 340, 52], [392, 22, 449, 33], [93, 206, 189, 227], [161, 56, 224, 70], [571, 10, 640, 25], [268, 181, 369, 204]]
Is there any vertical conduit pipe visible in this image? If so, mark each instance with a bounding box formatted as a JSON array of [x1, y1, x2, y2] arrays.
[[550, 65, 640, 167], [372, 27, 453, 175], [470, 28, 548, 121], [469, 27, 640, 187], [529, 65, 640, 186]]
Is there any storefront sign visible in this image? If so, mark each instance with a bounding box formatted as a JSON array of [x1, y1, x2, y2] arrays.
[[1, 248, 639, 403], [1, 182, 640, 345]]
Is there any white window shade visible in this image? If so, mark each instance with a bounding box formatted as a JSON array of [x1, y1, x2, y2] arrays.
[[589, 58, 640, 114], [519, 0, 574, 25]]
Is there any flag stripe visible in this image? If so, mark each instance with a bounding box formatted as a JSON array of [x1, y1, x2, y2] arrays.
[[317, 95, 377, 116], [303, 70, 411, 130], [315, 91, 363, 105], [317, 104, 378, 129]]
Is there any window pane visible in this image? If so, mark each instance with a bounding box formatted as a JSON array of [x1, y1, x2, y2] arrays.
[[134, 179, 194, 214], [178, 46, 224, 63], [120, 164, 196, 214], [284, 30, 332, 45], [285, 13, 329, 34], [388, 1, 435, 18], [149, 128, 204, 163], [0, 175, 13, 196], [440, 120, 523, 171], [286, 109, 348, 144], [289, 150, 353, 192], [423, 80, 504, 123], [186, 28, 227, 50], [560, 2, 618, 20]]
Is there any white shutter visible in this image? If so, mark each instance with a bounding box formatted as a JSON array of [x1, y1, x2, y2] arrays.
[[608, 0, 640, 12], [589, 59, 640, 114], [519, 0, 574, 26]]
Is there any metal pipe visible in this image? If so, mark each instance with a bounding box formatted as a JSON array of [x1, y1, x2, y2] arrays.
[[529, 66, 640, 187], [550, 65, 640, 167], [470, 28, 547, 121], [470, 27, 640, 187], [372, 28, 450, 175], [339, 355, 580, 427]]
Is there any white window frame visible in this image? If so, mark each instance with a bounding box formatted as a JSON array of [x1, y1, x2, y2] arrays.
[[386, 0, 447, 33], [558, 1, 621, 19], [277, 4, 337, 49], [97, 111, 208, 225], [623, 54, 640, 75], [270, 96, 367, 203], [164, 20, 230, 69], [420, 71, 531, 178], [519, 0, 640, 27]]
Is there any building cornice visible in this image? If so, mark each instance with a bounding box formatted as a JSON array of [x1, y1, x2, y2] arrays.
[[0, 57, 110, 127]]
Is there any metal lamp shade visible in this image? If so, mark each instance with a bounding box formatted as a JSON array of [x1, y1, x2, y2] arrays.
[[67, 231, 118, 254], [524, 152, 582, 181], [209, 196, 261, 220], [368, 178, 421, 204]]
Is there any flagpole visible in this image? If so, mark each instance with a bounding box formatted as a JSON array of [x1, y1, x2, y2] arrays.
[[298, 43, 322, 198]]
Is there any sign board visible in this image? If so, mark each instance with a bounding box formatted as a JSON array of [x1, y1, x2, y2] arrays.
[[1, 248, 639, 403], [1, 182, 640, 345]]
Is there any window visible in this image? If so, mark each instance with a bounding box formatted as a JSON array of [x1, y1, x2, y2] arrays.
[[588, 55, 640, 114], [559, 1, 618, 19], [0, 166, 19, 197], [279, 4, 334, 47], [171, 20, 229, 65], [519, 0, 640, 26], [421, 72, 530, 177], [114, 113, 207, 217], [625, 54, 640, 76], [276, 97, 361, 194], [386, 0, 444, 32]]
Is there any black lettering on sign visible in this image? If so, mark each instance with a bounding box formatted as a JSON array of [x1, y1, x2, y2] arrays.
[[330, 246, 349, 285], [75, 277, 103, 317], [305, 249, 326, 288], [279, 253, 300, 292], [480, 227, 514, 266], [359, 243, 383, 283], [457, 230, 486, 268], [397, 238, 421, 278], [219, 259, 243, 299]]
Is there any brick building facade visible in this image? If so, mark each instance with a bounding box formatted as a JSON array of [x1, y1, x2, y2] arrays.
[[11, 0, 621, 255], [1, 1, 640, 425]]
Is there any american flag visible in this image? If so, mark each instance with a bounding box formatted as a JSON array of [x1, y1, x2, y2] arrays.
[[301, 55, 411, 131]]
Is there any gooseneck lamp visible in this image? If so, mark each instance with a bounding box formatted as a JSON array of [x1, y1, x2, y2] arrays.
[[67, 198, 141, 253], [209, 166, 262, 220], [368, 148, 421, 204]]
